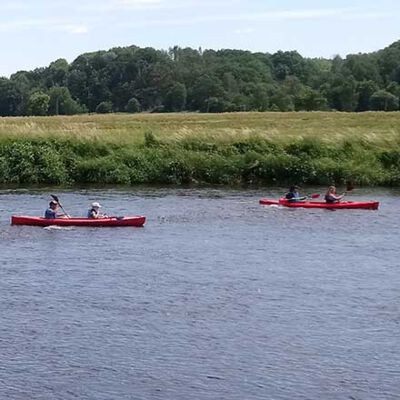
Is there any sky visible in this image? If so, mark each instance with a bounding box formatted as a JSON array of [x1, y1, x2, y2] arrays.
[[1, 0, 400, 77]]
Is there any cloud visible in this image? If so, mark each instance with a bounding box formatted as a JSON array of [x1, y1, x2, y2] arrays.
[[114, 7, 351, 28], [234, 28, 255, 35], [0, 19, 46, 32], [113, 6, 395, 29], [0, 18, 89, 34], [2, 1, 31, 10], [0, 4, 394, 35], [58, 25, 89, 34], [116, 0, 163, 5], [77, 0, 238, 13], [77, 0, 164, 12], [340, 11, 392, 20]]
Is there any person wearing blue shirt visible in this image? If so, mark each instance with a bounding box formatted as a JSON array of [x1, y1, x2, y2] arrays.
[[285, 186, 307, 202], [44, 200, 63, 219]]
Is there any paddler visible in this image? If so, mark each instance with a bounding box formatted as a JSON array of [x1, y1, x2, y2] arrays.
[[44, 200, 67, 219], [285, 185, 306, 202], [87, 202, 108, 219], [325, 186, 345, 203]]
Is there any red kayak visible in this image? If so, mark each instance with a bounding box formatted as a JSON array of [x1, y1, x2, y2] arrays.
[[259, 198, 379, 210], [11, 215, 146, 227]]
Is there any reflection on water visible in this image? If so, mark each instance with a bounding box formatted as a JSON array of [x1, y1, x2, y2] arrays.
[[0, 187, 399, 400]]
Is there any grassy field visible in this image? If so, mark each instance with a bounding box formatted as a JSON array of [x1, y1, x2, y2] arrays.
[[0, 112, 400, 186], [1, 111, 400, 145]]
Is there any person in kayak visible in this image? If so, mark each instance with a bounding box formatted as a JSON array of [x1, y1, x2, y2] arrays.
[[44, 200, 67, 219], [87, 202, 108, 219], [325, 186, 345, 203], [285, 186, 307, 202]]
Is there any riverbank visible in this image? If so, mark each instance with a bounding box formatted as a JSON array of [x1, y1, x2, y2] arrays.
[[0, 112, 399, 186]]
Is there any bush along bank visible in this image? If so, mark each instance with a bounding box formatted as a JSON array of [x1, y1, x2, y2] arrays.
[[0, 136, 399, 186]]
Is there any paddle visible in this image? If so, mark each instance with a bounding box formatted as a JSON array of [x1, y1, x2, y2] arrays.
[[50, 194, 70, 218], [286, 193, 320, 202]]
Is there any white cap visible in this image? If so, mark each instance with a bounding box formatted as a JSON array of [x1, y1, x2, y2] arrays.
[[91, 202, 102, 208]]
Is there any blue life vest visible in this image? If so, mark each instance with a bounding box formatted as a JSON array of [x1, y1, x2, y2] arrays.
[[44, 208, 56, 219], [286, 191, 301, 201]]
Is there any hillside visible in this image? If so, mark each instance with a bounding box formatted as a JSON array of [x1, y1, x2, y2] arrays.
[[1, 41, 400, 116]]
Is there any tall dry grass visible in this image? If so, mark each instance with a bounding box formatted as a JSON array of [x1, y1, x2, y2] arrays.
[[1, 112, 399, 147]]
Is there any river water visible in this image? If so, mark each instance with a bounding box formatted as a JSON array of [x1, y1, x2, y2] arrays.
[[0, 187, 399, 400]]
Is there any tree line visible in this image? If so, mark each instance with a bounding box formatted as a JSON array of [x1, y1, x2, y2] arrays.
[[1, 40, 400, 116]]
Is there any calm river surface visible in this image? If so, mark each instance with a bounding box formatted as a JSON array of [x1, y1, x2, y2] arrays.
[[0, 187, 399, 400]]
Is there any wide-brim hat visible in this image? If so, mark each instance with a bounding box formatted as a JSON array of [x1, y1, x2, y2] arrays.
[[91, 202, 102, 208]]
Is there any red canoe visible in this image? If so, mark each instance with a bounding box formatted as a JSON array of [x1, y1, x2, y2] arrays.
[[11, 215, 146, 227], [259, 198, 379, 210]]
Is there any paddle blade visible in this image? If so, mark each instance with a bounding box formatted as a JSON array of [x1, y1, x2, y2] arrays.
[[51, 194, 60, 203], [310, 193, 320, 199], [346, 181, 355, 191]]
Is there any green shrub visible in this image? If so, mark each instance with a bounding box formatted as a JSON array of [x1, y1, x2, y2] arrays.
[[0, 135, 398, 186], [232, 137, 277, 155], [0, 156, 9, 183], [74, 157, 131, 184], [143, 131, 160, 148], [1, 142, 38, 183], [96, 101, 113, 114]]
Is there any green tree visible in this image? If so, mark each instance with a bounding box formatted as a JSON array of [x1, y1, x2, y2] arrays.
[[188, 74, 224, 111], [370, 90, 399, 111], [4, 40, 400, 115], [325, 74, 358, 111], [205, 97, 227, 113], [8, 72, 33, 115], [48, 86, 85, 115], [269, 90, 295, 111], [27, 91, 50, 115], [44, 58, 69, 88], [271, 51, 307, 81], [295, 87, 328, 111], [377, 40, 400, 83], [356, 80, 379, 111], [96, 101, 113, 113], [343, 54, 380, 82], [246, 83, 269, 111], [126, 97, 141, 113], [386, 81, 400, 97], [0, 78, 25, 116], [164, 83, 187, 111]]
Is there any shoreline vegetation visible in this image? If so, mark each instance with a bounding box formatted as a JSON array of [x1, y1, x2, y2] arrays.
[[0, 112, 400, 187]]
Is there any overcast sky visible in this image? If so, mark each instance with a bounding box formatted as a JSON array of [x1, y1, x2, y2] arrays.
[[1, 0, 400, 77]]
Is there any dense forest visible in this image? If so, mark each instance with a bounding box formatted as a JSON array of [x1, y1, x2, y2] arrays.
[[1, 40, 400, 116]]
